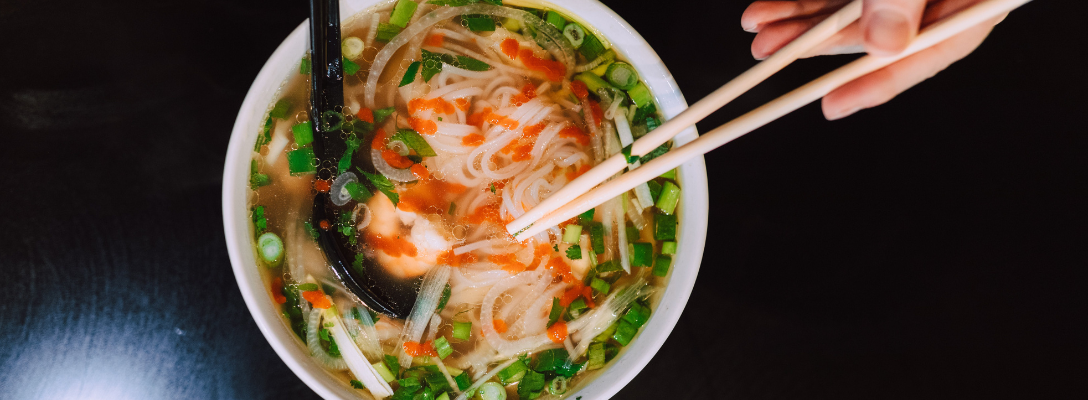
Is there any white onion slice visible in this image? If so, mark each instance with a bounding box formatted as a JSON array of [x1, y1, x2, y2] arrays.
[[397, 266, 451, 367], [330, 172, 359, 206], [371, 149, 418, 183]]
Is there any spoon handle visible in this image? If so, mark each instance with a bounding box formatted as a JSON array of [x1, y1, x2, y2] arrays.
[[309, 0, 345, 168]]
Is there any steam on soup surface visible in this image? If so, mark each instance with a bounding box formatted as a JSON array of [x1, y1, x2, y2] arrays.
[[247, 1, 682, 398]]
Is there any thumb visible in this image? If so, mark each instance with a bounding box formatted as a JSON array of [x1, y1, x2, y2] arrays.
[[862, 0, 927, 56]]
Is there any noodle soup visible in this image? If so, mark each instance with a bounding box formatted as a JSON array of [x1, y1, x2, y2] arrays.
[[246, 1, 684, 398]]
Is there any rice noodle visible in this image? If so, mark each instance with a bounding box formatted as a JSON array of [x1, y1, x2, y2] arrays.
[[397, 266, 451, 367]]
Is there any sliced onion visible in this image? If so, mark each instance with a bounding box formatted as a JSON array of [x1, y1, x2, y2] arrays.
[[371, 149, 418, 183], [397, 266, 452, 367], [307, 308, 348, 371], [354, 203, 372, 232], [330, 172, 359, 206]]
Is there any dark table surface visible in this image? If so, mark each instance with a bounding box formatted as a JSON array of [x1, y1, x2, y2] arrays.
[[1, 0, 1085, 399]]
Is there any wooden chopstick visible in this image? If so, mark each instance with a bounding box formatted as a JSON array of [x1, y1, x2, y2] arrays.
[[505, 0, 863, 235], [512, 0, 1031, 239]]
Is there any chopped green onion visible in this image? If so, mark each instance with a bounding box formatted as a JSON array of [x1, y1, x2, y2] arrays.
[[632, 102, 657, 122], [342, 37, 364, 59], [477, 382, 506, 400], [588, 222, 605, 254], [626, 225, 640, 242], [627, 82, 653, 108], [656, 181, 681, 215], [604, 62, 639, 90], [653, 254, 672, 277], [372, 361, 396, 382], [391, 129, 437, 157], [291, 121, 313, 146], [646, 180, 662, 203], [594, 322, 617, 342], [590, 277, 610, 294], [373, 107, 396, 124], [547, 376, 569, 395], [452, 321, 472, 340], [661, 241, 677, 255], [342, 57, 360, 75], [612, 319, 637, 346], [574, 72, 615, 94], [389, 0, 419, 28], [448, 202, 456, 215], [436, 392, 450, 400], [432, 337, 453, 359], [496, 359, 528, 384], [567, 297, 587, 319], [659, 168, 677, 180], [654, 213, 677, 241], [630, 242, 653, 267], [562, 225, 582, 244], [464, 14, 496, 32], [269, 99, 291, 119], [579, 30, 606, 61], [587, 343, 605, 370], [547, 298, 562, 328], [257, 232, 284, 267], [565, 245, 582, 260], [286, 148, 317, 175], [501, 16, 521, 32], [294, 283, 318, 291], [545, 11, 566, 29], [400, 61, 421, 87], [532, 348, 584, 377], [299, 57, 311, 75], [578, 208, 595, 222], [375, 22, 402, 43], [562, 23, 584, 47], [437, 284, 451, 312], [454, 372, 472, 391], [623, 303, 651, 328], [596, 259, 622, 273]]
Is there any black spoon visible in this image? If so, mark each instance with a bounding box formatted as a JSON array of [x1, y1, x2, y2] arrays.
[[308, 0, 415, 319]]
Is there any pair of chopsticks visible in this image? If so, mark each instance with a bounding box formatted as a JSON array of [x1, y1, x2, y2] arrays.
[[508, 0, 1030, 239]]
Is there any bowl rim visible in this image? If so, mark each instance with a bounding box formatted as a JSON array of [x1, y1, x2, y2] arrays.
[[222, 0, 708, 398]]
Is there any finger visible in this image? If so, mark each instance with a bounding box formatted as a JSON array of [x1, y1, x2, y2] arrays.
[[862, 0, 927, 56], [751, 15, 865, 59], [821, 15, 999, 120], [742, 0, 852, 32]]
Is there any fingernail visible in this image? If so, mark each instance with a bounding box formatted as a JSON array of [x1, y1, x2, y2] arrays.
[[826, 106, 861, 121], [865, 9, 912, 56]]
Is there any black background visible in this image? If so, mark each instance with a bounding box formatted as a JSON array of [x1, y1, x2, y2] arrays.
[[1, 0, 1085, 399]]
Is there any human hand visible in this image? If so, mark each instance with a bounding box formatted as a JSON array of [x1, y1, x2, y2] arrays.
[[741, 0, 1007, 120]]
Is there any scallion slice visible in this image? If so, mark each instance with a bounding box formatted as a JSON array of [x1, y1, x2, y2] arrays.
[[590, 277, 610, 294], [661, 241, 677, 255], [286, 148, 317, 175], [496, 359, 528, 385], [433, 336, 453, 359], [629, 242, 653, 267], [389, 0, 418, 28], [659, 168, 676, 180], [291, 121, 313, 146], [269, 99, 291, 119], [452, 321, 472, 340], [372, 361, 396, 382], [562, 225, 582, 244], [545, 11, 566, 29], [574, 71, 615, 94], [627, 82, 654, 108], [653, 254, 672, 277], [587, 342, 605, 370], [547, 297, 562, 328], [579, 30, 606, 61], [588, 222, 605, 254], [477, 381, 507, 400], [257, 232, 284, 267], [611, 319, 637, 346], [653, 213, 677, 241], [605, 62, 639, 90], [375, 22, 402, 43], [562, 23, 584, 47], [656, 181, 681, 215], [342, 37, 364, 60]]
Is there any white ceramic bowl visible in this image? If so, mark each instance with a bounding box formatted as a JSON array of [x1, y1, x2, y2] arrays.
[[222, 0, 708, 398]]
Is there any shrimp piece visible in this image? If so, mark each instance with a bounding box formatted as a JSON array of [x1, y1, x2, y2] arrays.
[[365, 193, 453, 279]]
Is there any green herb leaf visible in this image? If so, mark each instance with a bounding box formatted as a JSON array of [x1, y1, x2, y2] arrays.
[[464, 14, 496, 32], [250, 160, 270, 188], [391, 129, 437, 157], [300, 57, 311, 75], [373, 107, 396, 124], [489, 182, 496, 193], [342, 57, 360, 75], [639, 142, 670, 164], [375, 22, 402, 43], [350, 380, 365, 389], [517, 370, 546, 400], [448, 202, 456, 215], [565, 245, 582, 260], [304, 221, 320, 241], [621, 144, 639, 164], [455, 55, 491, 71], [547, 298, 562, 328], [360, 169, 400, 206], [270, 99, 291, 119], [436, 284, 452, 312], [251, 206, 267, 232], [400, 61, 421, 87], [420, 49, 444, 82]]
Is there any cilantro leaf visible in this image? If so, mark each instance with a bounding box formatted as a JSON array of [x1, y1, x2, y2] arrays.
[[566, 245, 582, 260], [350, 380, 365, 389], [621, 144, 639, 164], [391, 129, 437, 157], [639, 142, 670, 164], [360, 169, 400, 207], [400, 61, 421, 87]]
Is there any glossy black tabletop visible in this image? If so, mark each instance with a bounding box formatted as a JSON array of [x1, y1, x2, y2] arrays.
[[1, 1, 1085, 399]]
